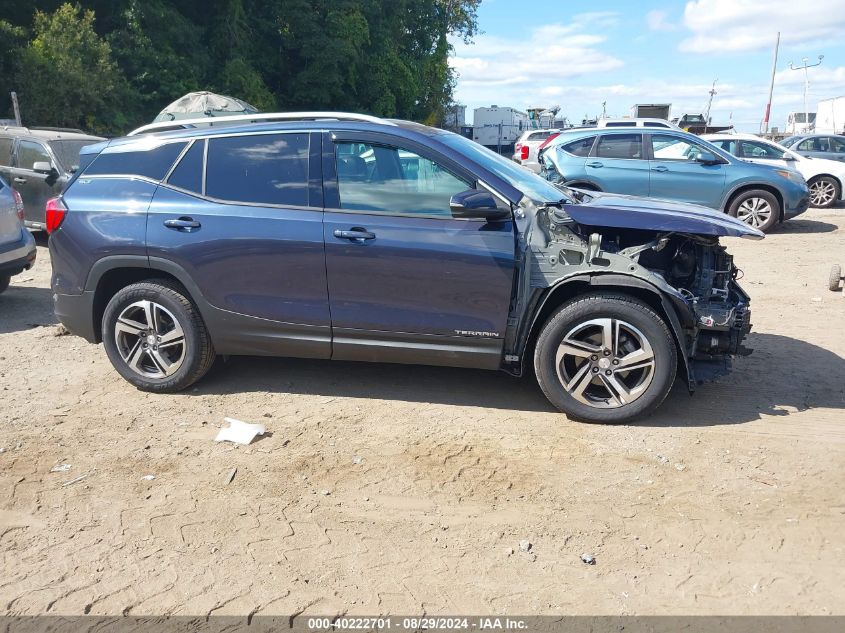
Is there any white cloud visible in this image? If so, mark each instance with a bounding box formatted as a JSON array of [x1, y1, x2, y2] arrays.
[[646, 9, 676, 32], [680, 0, 845, 53], [451, 13, 623, 113]]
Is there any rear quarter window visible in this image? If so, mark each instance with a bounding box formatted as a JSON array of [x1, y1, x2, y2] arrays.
[[559, 136, 596, 157], [167, 140, 204, 194], [84, 142, 187, 180]]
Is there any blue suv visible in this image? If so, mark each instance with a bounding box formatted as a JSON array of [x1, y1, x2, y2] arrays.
[[539, 128, 809, 232], [49, 113, 763, 423]]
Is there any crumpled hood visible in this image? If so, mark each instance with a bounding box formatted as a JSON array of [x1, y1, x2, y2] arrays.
[[563, 191, 765, 240]]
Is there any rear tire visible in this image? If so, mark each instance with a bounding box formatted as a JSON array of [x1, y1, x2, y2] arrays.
[[0, 274, 10, 295], [534, 293, 677, 423], [830, 264, 843, 292], [102, 279, 215, 392], [809, 176, 840, 208], [728, 189, 780, 233]]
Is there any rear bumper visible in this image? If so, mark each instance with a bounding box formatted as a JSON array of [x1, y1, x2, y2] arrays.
[[53, 290, 98, 343], [0, 229, 37, 276]]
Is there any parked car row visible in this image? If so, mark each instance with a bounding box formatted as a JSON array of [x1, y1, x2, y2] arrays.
[[0, 126, 105, 230], [537, 127, 809, 232], [0, 174, 36, 294]]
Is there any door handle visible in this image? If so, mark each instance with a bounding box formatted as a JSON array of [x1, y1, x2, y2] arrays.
[[334, 228, 375, 242], [13, 177, 26, 184], [586, 161, 603, 168], [164, 217, 201, 231], [651, 165, 668, 172]]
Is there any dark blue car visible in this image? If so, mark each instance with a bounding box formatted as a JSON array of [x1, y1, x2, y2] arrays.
[[48, 113, 762, 423]]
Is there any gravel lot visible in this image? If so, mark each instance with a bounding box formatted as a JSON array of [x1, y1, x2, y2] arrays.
[[1, 207, 844, 616]]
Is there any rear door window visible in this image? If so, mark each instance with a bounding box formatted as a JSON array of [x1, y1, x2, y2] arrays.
[[596, 133, 643, 159], [559, 136, 596, 157], [205, 133, 309, 206], [797, 138, 821, 152], [0, 138, 12, 166], [829, 137, 845, 152], [85, 142, 187, 180], [739, 140, 785, 159], [16, 140, 52, 170]]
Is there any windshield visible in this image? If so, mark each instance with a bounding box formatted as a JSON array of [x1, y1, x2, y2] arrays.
[[48, 140, 96, 171], [438, 133, 570, 204]]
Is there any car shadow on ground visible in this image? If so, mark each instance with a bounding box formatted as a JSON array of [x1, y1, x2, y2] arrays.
[[775, 218, 839, 234], [0, 285, 57, 334], [195, 332, 845, 426]]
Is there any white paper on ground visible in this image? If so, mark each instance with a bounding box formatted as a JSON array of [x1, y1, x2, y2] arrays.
[[214, 418, 266, 445]]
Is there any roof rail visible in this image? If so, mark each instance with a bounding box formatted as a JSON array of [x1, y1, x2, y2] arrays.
[[127, 111, 394, 136], [31, 126, 87, 134]]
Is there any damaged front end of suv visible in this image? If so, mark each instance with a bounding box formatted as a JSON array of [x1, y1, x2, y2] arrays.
[[503, 189, 762, 421]]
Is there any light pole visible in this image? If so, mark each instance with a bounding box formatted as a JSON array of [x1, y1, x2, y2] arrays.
[[789, 55, 823, 133]]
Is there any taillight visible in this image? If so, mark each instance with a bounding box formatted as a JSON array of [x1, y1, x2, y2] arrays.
[[538, 132, 561, 151], [45, 197, 67, 234], [520, 145, 530, 160], [11, 189, 24, 221]]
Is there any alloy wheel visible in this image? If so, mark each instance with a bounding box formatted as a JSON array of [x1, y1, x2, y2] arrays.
[[555, 318, 655, 409], [735, 197, 773, 228], [114, 300, 186, 379], [810, 180, 836, 207]]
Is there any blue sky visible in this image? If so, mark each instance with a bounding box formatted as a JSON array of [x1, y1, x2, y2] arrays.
[[450, 0, 845, 131]]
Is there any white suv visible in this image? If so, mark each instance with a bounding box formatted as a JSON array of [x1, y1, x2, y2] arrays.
[[704, 133, 845, 208], [513, 129, 560, 173]]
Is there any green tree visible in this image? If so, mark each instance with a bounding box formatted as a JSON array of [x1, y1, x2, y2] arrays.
[[15, 4, 126, 133]]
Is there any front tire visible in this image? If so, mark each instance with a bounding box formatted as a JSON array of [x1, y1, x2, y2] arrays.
[[534, 293, 677, 423], [809, 176, 840, 208], [728, 189, 780, 232], [102, 280, 215, 392], [0, 274, 10, 295]]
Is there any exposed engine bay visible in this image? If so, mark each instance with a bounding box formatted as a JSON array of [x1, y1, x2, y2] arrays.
[[510, 202, 754, 388]]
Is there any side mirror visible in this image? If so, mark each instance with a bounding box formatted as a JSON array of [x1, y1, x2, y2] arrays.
[[695, 151, 721, 165], [32, 161, 55, 174], [450, 189, 511, 221], [783, 154, 796, 161]]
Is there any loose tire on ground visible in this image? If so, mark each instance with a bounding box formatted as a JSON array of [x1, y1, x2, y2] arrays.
[[534, 292, 678, 424], [830, 264, 843, 292], [728, 189, 780, 233], [101, 279, 215, 392]]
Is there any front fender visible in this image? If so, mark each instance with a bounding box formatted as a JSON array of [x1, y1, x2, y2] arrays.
[[514, 272, 697, 391]]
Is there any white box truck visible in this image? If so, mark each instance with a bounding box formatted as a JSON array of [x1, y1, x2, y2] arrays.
[[472, 106, 529, 149], [631, 103, 671, 120], [815, 97, 845, 135]]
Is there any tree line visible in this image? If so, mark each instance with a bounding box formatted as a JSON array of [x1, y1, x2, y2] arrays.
[[0, 0, 480, 136]]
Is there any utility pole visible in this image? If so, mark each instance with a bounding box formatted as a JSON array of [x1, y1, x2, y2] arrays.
[[703, 80, 717, 134], [762, 32, 780, 135], [10, 92, 21, 126], [601, 101, 607, 119], [789, 55, 823, 133]]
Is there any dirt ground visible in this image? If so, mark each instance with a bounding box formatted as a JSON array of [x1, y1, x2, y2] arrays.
[[1, 206, 844, 617]]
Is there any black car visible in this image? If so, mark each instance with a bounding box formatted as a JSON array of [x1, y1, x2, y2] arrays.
[[49, 112, 762, 423], [0, 126, 105, 230]]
